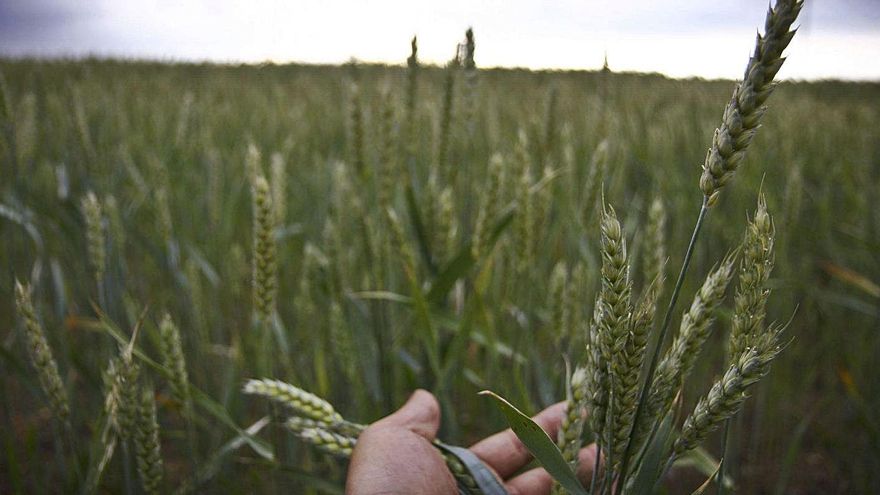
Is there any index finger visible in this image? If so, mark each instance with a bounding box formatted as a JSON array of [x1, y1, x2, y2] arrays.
[[469, 401, 567, 479]]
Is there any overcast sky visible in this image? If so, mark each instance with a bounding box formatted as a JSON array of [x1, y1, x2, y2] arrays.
[[1, 0, 878, 80]]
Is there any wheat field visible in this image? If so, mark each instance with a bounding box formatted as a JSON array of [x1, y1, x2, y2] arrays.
[[1, 17, 879, 494]]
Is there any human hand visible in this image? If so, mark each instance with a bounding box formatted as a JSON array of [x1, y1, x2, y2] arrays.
[[346, 389, 597, 495]]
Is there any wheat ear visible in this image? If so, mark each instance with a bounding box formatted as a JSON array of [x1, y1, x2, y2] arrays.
[[251, 174, 277, 323], [728, 194, 775, 362], [14, 281, 70, 423], [133, 385, 164, 495], [673, 326, 784, 457], [243, 379, 343, 424], [699, 0, 803, 204], [158, 313, 189, 407]]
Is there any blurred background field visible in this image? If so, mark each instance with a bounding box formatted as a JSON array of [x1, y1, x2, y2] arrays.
[[1, 57, 879, 493]]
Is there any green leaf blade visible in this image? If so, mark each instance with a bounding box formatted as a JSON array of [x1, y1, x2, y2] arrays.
[[480, 390, 587, 495]]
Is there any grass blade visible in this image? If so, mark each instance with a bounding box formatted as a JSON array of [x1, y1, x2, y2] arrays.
[[479, 390, 587, 495]]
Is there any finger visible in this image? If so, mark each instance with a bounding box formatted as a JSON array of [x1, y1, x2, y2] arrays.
[[347, 390, 455, 495], [348, 427, 456, 495], [372, 389, 441, 440], [574, 444, 599, 485], [469, 401, 567, 479], [505, 467, 552, 495]]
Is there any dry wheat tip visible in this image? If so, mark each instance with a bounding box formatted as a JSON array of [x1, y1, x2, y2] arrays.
[[243, 379, 343, 424], [14, 280, 70, 423], [699, 0, 803, 204], [134, 385, 164, 495]]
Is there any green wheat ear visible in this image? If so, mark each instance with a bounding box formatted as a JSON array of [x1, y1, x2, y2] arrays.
[[133, 385, 164, 495], [157, 313, 189, 407], [729, 194, 775, 362], [699, 0, 803, 205], [14, 280, 70, 424], [251, 174, 277, 324], [674, 324, 784, 457], [243, 379, 343, 424]]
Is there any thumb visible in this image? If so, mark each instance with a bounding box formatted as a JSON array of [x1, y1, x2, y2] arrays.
[[374, 389, 441, 440]]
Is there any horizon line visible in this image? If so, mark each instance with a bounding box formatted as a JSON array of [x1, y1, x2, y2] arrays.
[[2, 52, 878, 84]]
